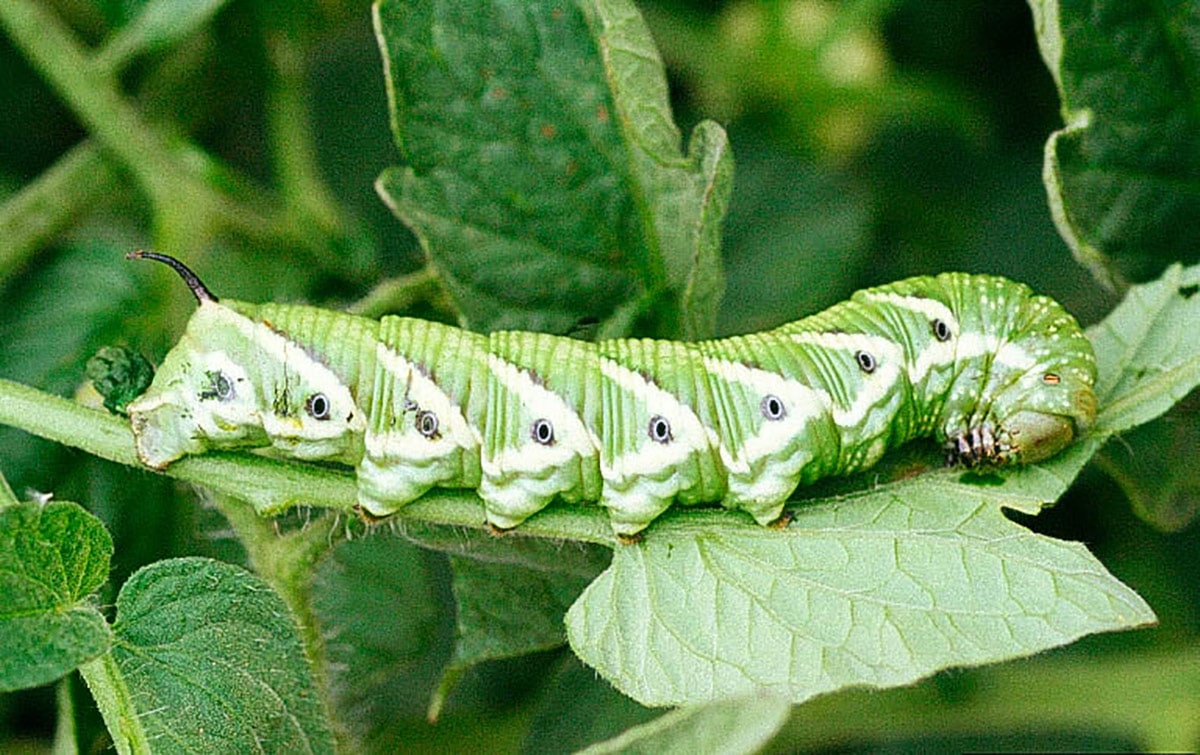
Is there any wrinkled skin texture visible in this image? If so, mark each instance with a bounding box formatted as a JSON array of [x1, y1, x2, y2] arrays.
[[129, 270, 1097, 538]]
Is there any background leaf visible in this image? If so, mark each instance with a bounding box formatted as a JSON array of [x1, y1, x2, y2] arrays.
[[311, 530, 448, 745], [440, 537, 607, 669], [0, 501, 112, 692], [374, 0, 732, 338], [1032, 0, 1200, 287], [1087, 263, 1200, 435], [521, 655, 661, 752], [1094, 406, 1200, 532]]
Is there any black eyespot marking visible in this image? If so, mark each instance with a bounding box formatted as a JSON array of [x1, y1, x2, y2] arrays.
[[855, 350, 877, 373], [306, 393, 331, 420], [761, 394, 786, 421], [416, 410, 439, 438], [932, 318, 952, 342], [201, 371, 235, 401], [531, 418, 554, 445], [1042, 373, 1061, 385], [648, 415, 672, 444]]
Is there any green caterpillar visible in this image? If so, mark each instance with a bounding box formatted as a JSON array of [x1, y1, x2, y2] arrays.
[[127, 252, 1097, 538]]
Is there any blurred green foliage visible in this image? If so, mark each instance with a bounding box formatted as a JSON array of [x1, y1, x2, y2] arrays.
[[0, 0, 1197, 752]]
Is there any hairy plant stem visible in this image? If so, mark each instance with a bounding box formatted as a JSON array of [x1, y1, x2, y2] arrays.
[[77, 653, 152, 755], [0, 378, 617, 547], [213, 496, 346, 741]]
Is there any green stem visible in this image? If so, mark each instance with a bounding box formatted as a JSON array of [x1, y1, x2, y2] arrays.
[[77, 652, 152, 755], [347, 266, 449, 319], [0, 378, 616, 546], [214, 497, 344, 736], [51, 677, 77, 755], [0, 470, 17, 508], [0, 0, 303, 259], [0, 1, 188, 218]]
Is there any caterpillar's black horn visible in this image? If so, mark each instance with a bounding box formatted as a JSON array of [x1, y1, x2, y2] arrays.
[[127, 251, 218, 304]]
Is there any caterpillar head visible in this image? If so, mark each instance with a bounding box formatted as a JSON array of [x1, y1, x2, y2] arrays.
[[126, 252, 365, 469], [945, 287, 1098, 466]]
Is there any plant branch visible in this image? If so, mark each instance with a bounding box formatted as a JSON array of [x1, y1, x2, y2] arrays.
[[0, 2, 197, 221], [0, 0, 362, 277], [0, 378, 616, 546], [77, 653, 152, 755], [347, 266, 451, 318]]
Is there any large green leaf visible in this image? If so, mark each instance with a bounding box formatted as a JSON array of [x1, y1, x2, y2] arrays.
[[0, 501, 112, 692], [441, 535, 607, 667], [565, 482, 1154, 707], [1032, 0, 1200, 286], [83, 557, 335, 754], [373, 0, 732, 338]]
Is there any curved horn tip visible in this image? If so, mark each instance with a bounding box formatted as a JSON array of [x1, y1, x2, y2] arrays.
[[127, 250, 218, 304]]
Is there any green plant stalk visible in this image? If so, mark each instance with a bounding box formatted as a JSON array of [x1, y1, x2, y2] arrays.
[[0, 0, 306, 258], [346, 266, 449, 318], [0, 1, 203, 239], [212, 496, 346, 743], [0, 378, 616, 546], [51, 677, 77, 755], [77, 652, 152, 755]]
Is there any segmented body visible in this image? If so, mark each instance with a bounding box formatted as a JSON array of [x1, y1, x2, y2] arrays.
[[128, 266, 1097, 538]]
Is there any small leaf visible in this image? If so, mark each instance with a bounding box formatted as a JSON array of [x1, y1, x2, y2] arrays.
[[577, 695, 791, 755], [523, 656, 660, 752], [0, 501, 112, 692], [86, 346, 155, 416], [565, 479, 1156, 707], [1088, 262, 1200, 435], [103, 557, 335, 753], [1095, 407, 1200, 532], [1032, 0, 1200, 286], [312, 532, 446, 734]]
